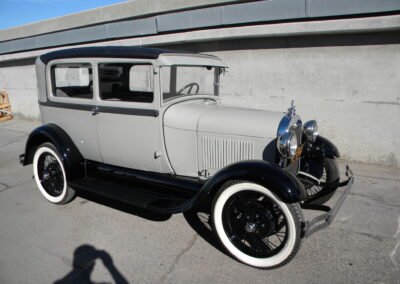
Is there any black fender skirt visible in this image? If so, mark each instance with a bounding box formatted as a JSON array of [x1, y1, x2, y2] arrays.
[[197, 160, 307, 205], [22, 124, 85, 180]]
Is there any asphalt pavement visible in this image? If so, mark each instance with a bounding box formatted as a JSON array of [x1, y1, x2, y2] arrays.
[[0, 118, 399, 284]]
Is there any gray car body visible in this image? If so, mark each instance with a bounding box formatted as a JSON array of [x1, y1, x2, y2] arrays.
[[26, 48, 355, 269], [36, 52, 296, 179]]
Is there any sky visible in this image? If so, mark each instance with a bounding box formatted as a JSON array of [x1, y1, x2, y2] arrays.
[[0, 0, 128, 30]]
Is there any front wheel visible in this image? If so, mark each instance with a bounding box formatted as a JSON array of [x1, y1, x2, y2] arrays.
[[300, 157, 340, 205], [211, 180, 302, 269], [33, 142, 75, 204]]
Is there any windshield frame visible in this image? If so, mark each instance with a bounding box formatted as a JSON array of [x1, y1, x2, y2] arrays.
[[159, 64, 225, 104]]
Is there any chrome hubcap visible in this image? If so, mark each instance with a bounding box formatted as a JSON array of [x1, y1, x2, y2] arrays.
[[37, 152, 64, 197], [245, 222, 257, 233]]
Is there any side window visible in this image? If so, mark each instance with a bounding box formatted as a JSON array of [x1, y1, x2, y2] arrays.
[[98, 63, 153, 103], [51, 63, 93, 99]]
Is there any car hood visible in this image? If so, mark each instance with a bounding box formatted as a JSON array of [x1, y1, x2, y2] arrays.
[[163, 99, 284, 139]]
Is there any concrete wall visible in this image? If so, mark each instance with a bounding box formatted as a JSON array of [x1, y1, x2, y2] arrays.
[[0, 59, 39, 120], [0, 0, 241, 42], [1, 0, 399, 55], [1, 31, 398, 167], [0, 0, 399, 168], [165, 33, 400, 167]]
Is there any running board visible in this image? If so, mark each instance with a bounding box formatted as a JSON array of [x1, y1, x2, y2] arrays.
[[70, 177, 192, 214], [301, 165, 354, 238]]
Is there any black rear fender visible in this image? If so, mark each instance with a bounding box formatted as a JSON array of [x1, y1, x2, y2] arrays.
[[22, 124, 85, 180], [197, 160, 307, 205]]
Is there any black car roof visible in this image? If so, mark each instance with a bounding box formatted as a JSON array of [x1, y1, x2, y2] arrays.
[[39, 46, 188, 64]]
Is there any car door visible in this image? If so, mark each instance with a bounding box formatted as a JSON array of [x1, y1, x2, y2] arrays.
[[94, 60, 166, 172], [43, 60, 102, 162]]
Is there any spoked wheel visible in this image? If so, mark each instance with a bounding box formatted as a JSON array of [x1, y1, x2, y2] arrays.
[[33, 142, 75, 204], [211, 181, 302, 269], [301, 157, 340, 205], [306, 165, 328, 196]]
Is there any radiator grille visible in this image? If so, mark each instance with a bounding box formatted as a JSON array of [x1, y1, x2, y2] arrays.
[[201, 137, 255, 170]]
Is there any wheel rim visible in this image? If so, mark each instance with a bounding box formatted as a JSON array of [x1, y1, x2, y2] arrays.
[[222, 190, 288, 258], [306, 166, 327, 197], [37, 152, 64, 197]]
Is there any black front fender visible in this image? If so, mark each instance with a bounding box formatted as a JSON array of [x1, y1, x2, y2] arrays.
[[197, 160, 307, 204], [304, 136, 340, 159], [22, 124, 84, 180]]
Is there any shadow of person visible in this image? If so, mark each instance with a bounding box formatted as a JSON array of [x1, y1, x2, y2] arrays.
[[54, 245, 128, 284]]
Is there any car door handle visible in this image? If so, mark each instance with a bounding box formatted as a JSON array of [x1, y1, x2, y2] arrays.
[[92, 107, 99, 116]]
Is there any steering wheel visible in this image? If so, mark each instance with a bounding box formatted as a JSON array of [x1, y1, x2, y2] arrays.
[[178, 83, 200, 95]]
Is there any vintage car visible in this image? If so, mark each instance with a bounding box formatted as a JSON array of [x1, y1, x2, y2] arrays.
[[20, 46, 353, 269]]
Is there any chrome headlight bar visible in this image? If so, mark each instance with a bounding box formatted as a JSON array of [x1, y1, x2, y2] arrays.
[[303, 120, 318, 142]]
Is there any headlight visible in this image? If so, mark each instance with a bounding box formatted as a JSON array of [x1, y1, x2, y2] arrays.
[[277, 131, 298, 158], [303, 120, 318, 142]]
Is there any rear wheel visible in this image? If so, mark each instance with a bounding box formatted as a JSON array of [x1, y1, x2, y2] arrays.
[[211, 180, 302, 269], [33, 142, 75, 204]]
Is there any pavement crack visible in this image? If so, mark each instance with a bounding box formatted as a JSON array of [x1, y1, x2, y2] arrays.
[[39, 246, 73, 267], [0, 134, 27, 148], [355, 174, 400, 182], [160, 234, 198, 283], [336, 227, 392, 242], [348, 192, 400, 208], [0, 127, 30, 135], [0, 182, 10, 192], [0, 180, 33, 193]]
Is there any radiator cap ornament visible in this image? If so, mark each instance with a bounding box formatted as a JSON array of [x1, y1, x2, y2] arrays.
[[288, 100, 296, 117]]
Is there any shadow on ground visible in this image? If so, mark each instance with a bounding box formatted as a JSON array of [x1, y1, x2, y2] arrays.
[[183, 202, 228, 256], [76, 191, 229, 257], [54, 244, 128, 284], [76, 191, 171, 222]]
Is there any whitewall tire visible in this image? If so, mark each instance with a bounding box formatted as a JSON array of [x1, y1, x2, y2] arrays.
[[211, 180, 302, 269], [33, 142, 75, 204]]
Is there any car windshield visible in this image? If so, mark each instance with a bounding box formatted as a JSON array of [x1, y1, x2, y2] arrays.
[[160, 65, 223, 102]]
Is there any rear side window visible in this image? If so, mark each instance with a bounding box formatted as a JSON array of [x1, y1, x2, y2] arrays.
[[51, 63, 93, 99], [98, 63, 153, 103]]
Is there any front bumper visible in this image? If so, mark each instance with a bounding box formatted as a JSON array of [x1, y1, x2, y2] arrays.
[[301, 165, 354, 237]]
